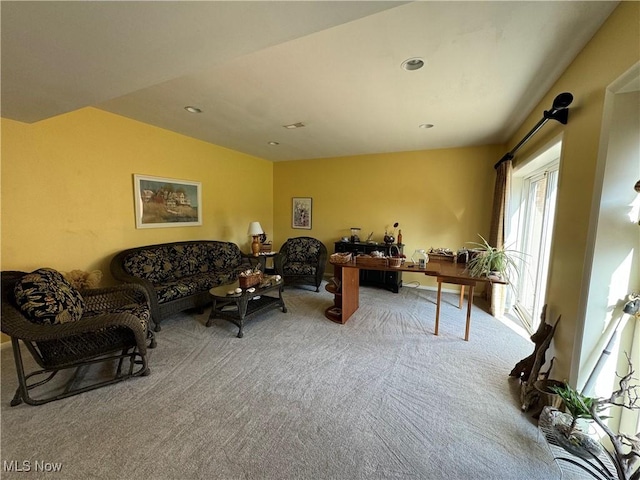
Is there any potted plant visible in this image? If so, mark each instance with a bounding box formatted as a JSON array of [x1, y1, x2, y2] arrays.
[[542, 354, 640, 480], [466, 234, 525, 317], [466, 234, 525, 284], [533, 378, 566, 410], [548, 382, 600, 437]]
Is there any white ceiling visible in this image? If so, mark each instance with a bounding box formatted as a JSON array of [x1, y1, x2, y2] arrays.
[[1, 1, 619, 161]]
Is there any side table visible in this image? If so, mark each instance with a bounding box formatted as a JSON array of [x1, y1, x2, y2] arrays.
[[258, 251, 278, 274]]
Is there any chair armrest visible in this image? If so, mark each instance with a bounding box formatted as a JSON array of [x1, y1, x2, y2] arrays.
[[110, 258, 161, 322], [1, 271, 148, 351], [1, 305, 148, 346], [80, 284, 150, 314], [274, 253, 287, 274]]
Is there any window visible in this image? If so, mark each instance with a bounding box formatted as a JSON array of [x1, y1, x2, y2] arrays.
[[511, 142, 561, 333]]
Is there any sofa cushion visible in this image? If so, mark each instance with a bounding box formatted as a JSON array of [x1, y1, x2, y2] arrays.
[[154, 267, 246, 305], [84, 303, 151, 331], [14, 268, 85, 325], [207, 242, 244, 271], [169, 243, 211, 278], [113, 241, 254, 317], [123, 248, 174, 284], [155, 279, 200, 304]]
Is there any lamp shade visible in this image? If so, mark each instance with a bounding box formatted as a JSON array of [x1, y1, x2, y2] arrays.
[[247, 222, 264, 236]]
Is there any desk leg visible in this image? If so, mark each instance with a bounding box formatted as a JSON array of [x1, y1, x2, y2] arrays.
[[459, 286, 465, 309], [434, 280, 442, 336], [464, 284, 475, 341]]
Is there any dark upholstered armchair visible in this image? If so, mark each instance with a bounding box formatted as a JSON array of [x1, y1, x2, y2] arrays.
[[1, 269, 155, 406], [274, 237, 328, 292]]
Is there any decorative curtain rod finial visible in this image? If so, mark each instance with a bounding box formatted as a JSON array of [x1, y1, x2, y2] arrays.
[[495, 92, 573, 169]]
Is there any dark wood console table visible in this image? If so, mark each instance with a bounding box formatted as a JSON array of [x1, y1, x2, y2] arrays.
[[326, 260, 506, 341], [334, 242, 404, 292]]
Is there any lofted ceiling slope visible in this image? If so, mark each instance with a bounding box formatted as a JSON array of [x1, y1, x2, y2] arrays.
[[1, 1, 619, 161]]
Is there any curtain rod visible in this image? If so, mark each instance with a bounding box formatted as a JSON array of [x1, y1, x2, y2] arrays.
[[494, 92, 573, 169]]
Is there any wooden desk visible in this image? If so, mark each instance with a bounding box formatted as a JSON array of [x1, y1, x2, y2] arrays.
[[326, 260, 505, 341]]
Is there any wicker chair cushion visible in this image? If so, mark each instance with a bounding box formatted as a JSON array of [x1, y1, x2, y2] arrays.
[[283, 262, 316, 275], [13, 268, 85, 325], [285, 238, 322, 263], [84, 303, 151, 330]]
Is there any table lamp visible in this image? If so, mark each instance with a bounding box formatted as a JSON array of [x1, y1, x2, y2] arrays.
[[247, 221, 264, 256]]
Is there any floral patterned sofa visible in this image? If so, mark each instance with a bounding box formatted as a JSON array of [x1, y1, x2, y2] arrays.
[[111, 241, 253, 331]]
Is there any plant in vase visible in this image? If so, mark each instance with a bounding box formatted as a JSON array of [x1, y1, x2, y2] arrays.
[[549, 383, 600, 435], [466, 234, 526, 317], [543, 354, 640, 480], [466, 234, 525, 285]]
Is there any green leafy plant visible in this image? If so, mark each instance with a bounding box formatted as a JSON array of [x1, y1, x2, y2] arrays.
[[466, 234, 525, 284], [550, 383, 601, 434], [545, 354, 640, 480]]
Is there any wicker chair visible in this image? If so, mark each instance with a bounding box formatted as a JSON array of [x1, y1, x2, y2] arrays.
[[1, 270, 156, 406], [274, 237, 328, 292]]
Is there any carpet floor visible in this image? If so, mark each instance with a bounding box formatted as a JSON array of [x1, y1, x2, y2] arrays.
[[1, 283, 571, 479]]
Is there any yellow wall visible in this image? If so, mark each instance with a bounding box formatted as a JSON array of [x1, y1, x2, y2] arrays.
[[273, 145, 502, 288], [2, 3, 637, 363], [1, 107, 274, 279], [502, 1, 640, 381]]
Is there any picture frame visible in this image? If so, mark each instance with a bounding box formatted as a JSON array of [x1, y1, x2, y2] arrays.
[[134, 174, 202, 229], [292, 197, 312, 229]]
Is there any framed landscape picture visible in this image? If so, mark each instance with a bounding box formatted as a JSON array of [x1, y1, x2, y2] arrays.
[[292, 197, 312, 229], [134, 174, 202, 228]]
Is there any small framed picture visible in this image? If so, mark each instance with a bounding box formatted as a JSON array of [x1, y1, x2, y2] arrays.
[[292, 197, 312, 229]]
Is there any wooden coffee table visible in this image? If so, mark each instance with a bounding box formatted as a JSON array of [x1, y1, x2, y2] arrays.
[[206, 276, 286, 337]]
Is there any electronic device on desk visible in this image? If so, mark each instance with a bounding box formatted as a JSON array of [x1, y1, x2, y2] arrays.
[[456, 248, 470, 264]]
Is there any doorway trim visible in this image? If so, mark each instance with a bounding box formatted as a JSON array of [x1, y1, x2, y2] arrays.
[[570, 61, 640, 389]]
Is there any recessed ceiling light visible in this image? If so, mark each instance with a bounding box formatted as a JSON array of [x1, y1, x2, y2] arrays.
[[283, 122, 305, 129], [419, 123, 434, 129], [184, 106, 202, 113], [401, 58, 425, 71], [268, 141, 280, 146]]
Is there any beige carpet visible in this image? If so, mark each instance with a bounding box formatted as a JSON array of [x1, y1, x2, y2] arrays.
[[1, 283, 570, 479]]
